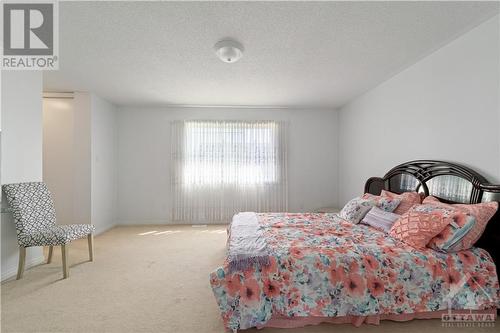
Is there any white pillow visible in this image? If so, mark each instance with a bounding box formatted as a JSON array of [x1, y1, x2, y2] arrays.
[[339, 197, 375, 224], [361, 206, 401, 233]]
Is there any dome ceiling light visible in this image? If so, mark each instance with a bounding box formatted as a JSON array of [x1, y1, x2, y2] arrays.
[[214, 39, 244, 63]]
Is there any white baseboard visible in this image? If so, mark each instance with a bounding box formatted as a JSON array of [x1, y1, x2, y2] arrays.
[[93, 222, 117, 235], [1, 255, 45, 282], [117, 219, 228, 225], [117, 219, 170, 225]]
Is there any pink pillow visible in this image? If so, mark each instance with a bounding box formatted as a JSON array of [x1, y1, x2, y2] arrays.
[[389, 204, 452, 249], [423, 196, 498, 249], [427, 214, 476, 252], [381, 190, 421, 215]]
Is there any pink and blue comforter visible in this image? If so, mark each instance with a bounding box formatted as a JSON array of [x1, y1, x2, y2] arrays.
[[210, 213, 500, 331]]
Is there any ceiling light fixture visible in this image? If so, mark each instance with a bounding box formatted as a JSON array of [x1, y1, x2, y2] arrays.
[[214, 39, 244, 63]]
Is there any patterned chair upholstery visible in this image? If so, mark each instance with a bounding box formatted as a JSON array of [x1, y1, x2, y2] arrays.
[[2, 182, 95, 279]]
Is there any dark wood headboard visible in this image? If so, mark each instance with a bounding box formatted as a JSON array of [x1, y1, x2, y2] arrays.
[[364, 160, 500, 275]]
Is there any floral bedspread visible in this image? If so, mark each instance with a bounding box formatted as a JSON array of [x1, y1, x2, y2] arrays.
[[210, 213, 500, 331]]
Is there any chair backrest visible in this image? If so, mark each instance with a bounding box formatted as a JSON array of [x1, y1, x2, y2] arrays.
[[2, 182, 57, 237]]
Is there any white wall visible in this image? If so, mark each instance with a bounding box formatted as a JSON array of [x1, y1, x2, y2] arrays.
[[338, 15, 500, 205], [42, 93, 91, 226], [116, 107, 338, 224], [91, 95, 117, 233], [72, 92, 92, 225], [42, 93, 117, 234], [1, 71, 45, 280], [43, 98, 75, 224]]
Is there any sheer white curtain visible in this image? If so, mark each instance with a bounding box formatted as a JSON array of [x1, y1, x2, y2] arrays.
[[171, 120, 288, 223]]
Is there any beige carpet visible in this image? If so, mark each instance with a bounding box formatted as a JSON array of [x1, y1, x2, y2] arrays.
[[1, 225, 498, 333]]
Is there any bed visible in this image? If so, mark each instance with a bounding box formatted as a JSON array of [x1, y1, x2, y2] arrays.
[[210, 160, 500, 331]]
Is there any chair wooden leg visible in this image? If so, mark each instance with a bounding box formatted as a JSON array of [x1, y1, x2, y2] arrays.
[[61, 245, 69, 279], [87, 234, 94, 262], [47, 246, 53, 264], [16, 246, 26, 280]]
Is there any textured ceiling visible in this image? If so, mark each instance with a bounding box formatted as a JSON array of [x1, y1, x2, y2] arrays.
[[43, 1, 499, 108]]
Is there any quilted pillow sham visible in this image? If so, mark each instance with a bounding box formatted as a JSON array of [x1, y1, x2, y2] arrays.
[[423, 196, 498, 250], [339, 196, 400, 224], [380, 190, 422, 215], [389, 204, 452, 249], [360, 206, 401, 233]]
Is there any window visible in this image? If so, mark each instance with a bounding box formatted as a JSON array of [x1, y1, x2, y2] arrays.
[[183, 121, 279, 186], [171, 120, 288, 222]]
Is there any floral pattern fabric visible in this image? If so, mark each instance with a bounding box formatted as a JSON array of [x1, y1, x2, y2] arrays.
[[340, 196, 400, 224], [426, 208, 476, 252], [210, 213, 500, 331], [380, 190, 422, 215]]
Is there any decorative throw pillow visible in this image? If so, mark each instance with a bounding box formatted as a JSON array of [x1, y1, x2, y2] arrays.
[[340, 196, 400, 224], [427, 214, 476, 252], [423, 196, 498, 250], [339, 197, 375, 224], [389, 204, 452, 249], [361, 193, 401, 212], [380, 190, 422, 215], [361, 206, 401, 233]]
